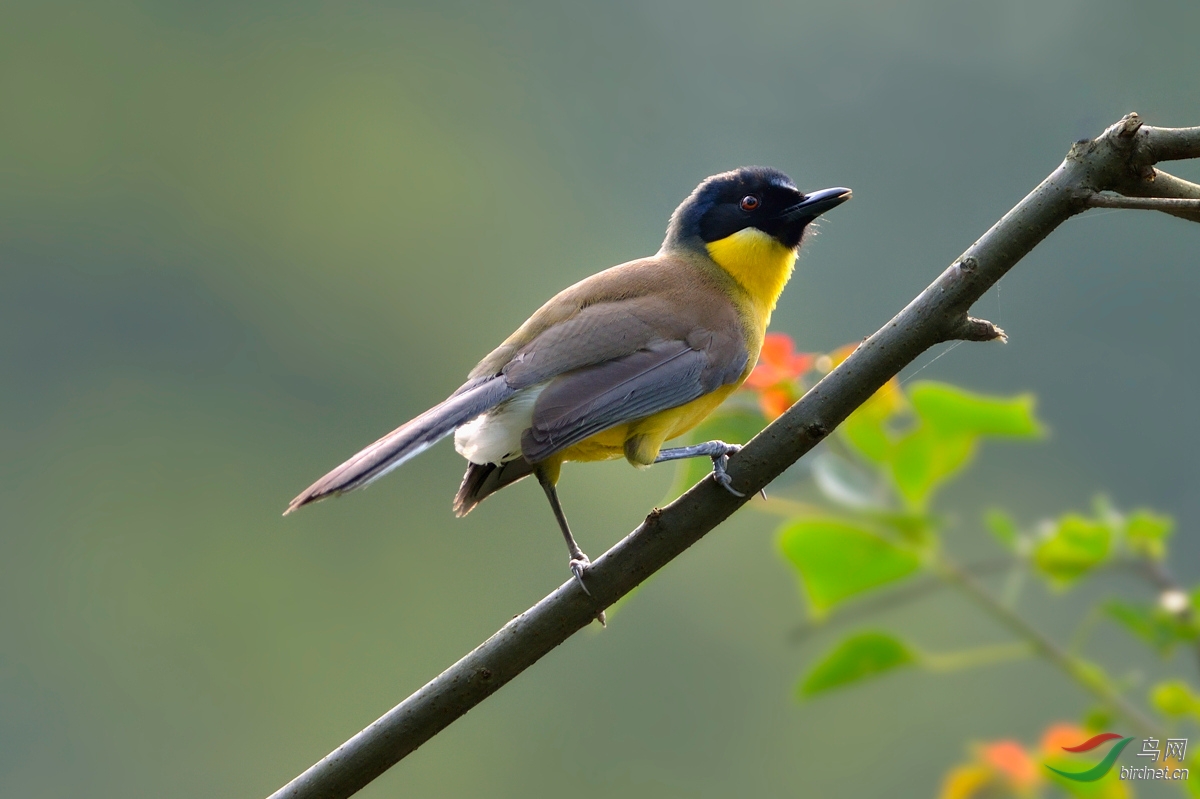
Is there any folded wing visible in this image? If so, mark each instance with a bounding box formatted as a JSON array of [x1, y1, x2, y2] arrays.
[[521, 338, 746, 464]]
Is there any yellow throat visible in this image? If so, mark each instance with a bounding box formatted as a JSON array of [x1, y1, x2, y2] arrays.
[[705, 228, 797, 325]]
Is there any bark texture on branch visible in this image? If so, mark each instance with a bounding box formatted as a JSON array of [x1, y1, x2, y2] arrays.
[[268, 114, 1200, 799]]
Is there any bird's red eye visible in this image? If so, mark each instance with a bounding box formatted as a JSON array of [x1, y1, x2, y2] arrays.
[[740, 195, 760, 211]]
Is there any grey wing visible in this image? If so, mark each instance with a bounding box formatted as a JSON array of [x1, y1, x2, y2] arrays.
[[497, 300, 662, 389], [520, 338, 747, 464]]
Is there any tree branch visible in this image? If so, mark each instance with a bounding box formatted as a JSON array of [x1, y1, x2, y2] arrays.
[[267, 113, 1199, 799], [1135, 124, 1200, 163], [1113, 170, 1200, 224], [1085, 193, 1200, 212]]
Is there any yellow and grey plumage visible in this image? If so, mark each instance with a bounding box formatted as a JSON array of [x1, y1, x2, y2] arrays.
[[287, 167, 850, 586]]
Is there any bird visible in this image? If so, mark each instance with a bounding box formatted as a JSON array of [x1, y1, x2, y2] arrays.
[[286, 167, 851, 592]]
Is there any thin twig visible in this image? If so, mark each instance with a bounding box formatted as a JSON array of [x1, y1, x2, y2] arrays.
[[922, 641, 1033, 672], [1085, 194, 1200, 211], [268, 113, 1197, 799], [1111, 168, 1200, 224], [934, 553, 1163, 735]]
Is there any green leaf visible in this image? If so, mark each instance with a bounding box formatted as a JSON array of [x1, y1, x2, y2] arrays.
[[837, 379, 906, 464], [839, 410, 892, 464], [1104, 599, 1198, 656], [667, 408, 765, 498], [889, 425, 975, 509], [1123, 510, 1173, 560], [884, 383, 1043, 510], [866, 509, 937, 546], [798, 631, 916, 697], [1149, 680, 1200, 720], [984, 508, 1020, 551], [1034, 514, 1112, 586], [778, 518, 920, 614], [1082, 706, 1114, 732], [1188, 757, 1200, 799], [834, 382, 1043, 512], [907, 381, 1043, 439], [889, 425, 933, 505], [1104, 600, 1164, 649]]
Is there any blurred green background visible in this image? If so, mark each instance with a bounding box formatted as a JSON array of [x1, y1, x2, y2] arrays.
[[2, 1, 1198, 796]]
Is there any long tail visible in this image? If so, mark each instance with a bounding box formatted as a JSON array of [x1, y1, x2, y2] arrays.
[[285, 376, 514, 514], [453, 458, 537, 517]]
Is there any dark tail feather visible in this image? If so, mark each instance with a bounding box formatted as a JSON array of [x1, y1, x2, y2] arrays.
[[453, 458, 536, 517], [286, 376, 514, 514]]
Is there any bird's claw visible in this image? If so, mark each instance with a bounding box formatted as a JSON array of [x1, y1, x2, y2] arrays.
[[713, 468, 746, 497], [569, 555, 593, 596], [570, 556, 605, 624], [711, 445, 746, 498]]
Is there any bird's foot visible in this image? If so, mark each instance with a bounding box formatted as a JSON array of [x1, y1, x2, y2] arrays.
[[569, 555, 605, 624], [569, 554, 593, 596], [711, 444, 746, 498], [653, 440, 747, 497]]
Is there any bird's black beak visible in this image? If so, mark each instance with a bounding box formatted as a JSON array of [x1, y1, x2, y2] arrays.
[[780, 187, 853, 221]]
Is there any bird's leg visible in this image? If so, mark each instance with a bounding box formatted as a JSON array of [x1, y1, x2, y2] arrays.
[[536, 467, 592, 596], [653, 440, 746, 498]]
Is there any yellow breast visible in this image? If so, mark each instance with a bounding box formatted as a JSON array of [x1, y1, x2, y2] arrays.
[[704, 228, 798, 328]]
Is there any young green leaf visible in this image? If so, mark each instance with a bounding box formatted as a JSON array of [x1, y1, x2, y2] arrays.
[[836, 379, 906, 464], [907, 381, 1043, 439], [1082, 706, 1114, 732], [1103, 599, 1198, 656], [882, 383, 1044, 509], [889, 425, 975, 509], [1123, 510, 1173, 560], [778, 518, 920, 614], [1033, 514, 1112, 586], [1105, 600, 1173, 653], [1149, 680, 1200, 721], [798, 631, 916, 697]]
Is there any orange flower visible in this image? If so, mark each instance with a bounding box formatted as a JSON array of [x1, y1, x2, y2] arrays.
[[746, 333, 814, 389], [744, 333, 813, 420], [755, 387, 795, 421], [938, 745, 1040, 799], [980, 740, 1038, 792], [1039, 723, 1088, 754], [939, 724, 1123, 799]]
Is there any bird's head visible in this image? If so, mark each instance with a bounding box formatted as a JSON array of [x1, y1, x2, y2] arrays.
[[663, 167, 851, 312], [665, 167, 851, 252]]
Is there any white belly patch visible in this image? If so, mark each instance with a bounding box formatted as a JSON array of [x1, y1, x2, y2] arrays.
[[454, 384, 546, 465]]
